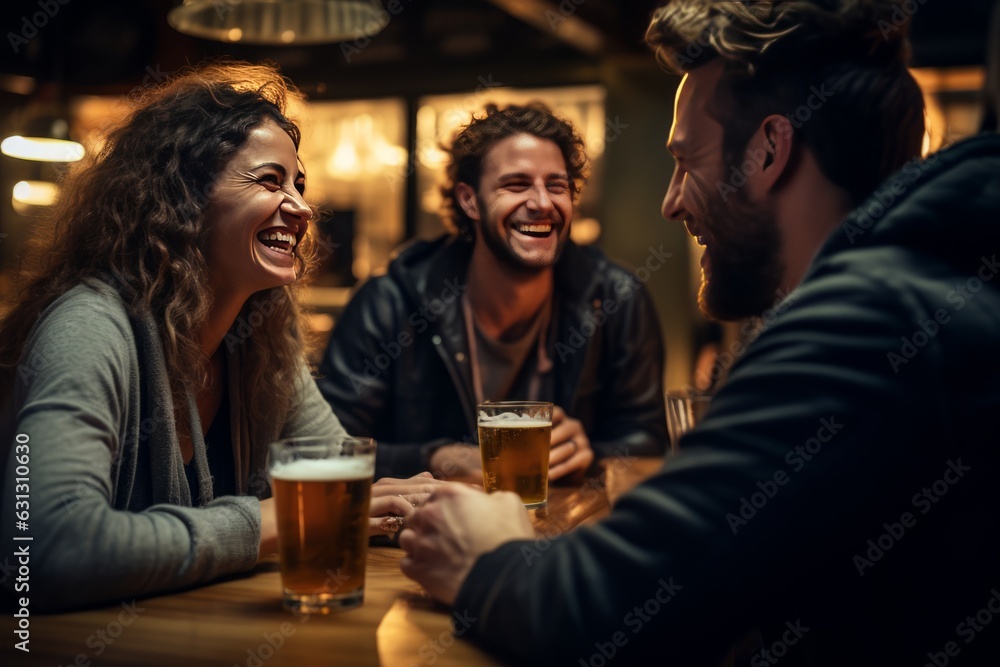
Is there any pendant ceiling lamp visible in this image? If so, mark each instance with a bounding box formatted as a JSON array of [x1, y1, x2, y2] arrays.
[[168, 0, 387, 45], [1, 82, 84, 166], [1, 118, 84, 163]]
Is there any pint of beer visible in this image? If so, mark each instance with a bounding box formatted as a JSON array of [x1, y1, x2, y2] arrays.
[[269, 436, 375, 613], [478, 402, 553, 508]]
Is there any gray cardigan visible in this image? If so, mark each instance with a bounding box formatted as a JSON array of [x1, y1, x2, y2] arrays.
[[1, 279, 344, 611]]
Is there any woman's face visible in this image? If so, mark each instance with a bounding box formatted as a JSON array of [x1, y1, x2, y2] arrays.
[[203, 118, 310, 302]]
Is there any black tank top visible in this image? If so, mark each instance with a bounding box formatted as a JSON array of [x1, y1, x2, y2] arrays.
[[183, 390, 236, 505]]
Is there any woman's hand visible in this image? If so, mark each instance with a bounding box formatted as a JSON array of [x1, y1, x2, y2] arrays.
[[368, 472, 451, 537], [428, 444, 483, 482], [259, 473, 462, 548], [258, 497, 278, 560]]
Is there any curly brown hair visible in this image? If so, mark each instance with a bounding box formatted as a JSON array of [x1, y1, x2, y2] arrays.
[[0, 61, 318, 434], [646, 0, 925, 204], [441, 102, 589, 240]]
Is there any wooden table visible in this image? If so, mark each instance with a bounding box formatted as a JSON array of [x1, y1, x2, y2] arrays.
[[2, 459, 665, 667]]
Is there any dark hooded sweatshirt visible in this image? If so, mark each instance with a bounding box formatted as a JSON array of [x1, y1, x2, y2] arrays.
[[455, 134, 1000, 666]]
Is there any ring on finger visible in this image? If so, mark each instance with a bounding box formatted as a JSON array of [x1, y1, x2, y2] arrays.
[[568, 439, 578, 455], [379, 516, 404, 533]]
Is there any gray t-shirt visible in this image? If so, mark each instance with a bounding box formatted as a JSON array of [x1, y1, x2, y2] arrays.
[[463, 294, 555, 403]]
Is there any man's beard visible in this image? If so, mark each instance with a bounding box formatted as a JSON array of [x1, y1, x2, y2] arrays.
[[477, 208, 567, 274], [697, 183, 784, 321]]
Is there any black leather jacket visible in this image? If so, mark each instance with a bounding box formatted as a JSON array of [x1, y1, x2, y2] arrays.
[[317, 235, 667, 479]]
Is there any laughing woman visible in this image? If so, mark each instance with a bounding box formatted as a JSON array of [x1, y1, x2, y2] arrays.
[[0, 63, 439, 611]]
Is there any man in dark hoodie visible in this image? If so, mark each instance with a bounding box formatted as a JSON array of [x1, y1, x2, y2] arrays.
[[318, 103, 667, 481], [399, 1, 1000, 665]]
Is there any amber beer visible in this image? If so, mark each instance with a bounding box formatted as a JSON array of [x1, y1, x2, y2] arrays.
[[478, 402, 553, 508], [269, 438, 375, 613]]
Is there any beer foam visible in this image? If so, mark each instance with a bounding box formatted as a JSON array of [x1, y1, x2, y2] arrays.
[[270, 457, 373, 481], [479, 418, 551, 428]]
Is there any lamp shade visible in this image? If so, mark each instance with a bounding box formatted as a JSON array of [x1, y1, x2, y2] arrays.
[[13, 180, 60, 207], [1, 114, 84, 163], [167, 0, 387, 45]]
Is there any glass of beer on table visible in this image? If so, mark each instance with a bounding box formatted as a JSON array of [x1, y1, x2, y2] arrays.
[[477, 401, 553, 509], [268, 435, 375, 614], [665, 388, 712, 454]]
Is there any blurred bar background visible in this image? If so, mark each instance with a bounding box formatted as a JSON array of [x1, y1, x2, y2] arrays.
[[0, 0, 993, 390]]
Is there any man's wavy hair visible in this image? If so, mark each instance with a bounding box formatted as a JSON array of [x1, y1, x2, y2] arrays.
[[647, 0, 926, 204], [441, 103, 589, 240], [0, 61, 318, 434]]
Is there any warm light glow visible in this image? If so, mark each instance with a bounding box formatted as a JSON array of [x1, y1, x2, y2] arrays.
[[585, 108, 607, 158], [328, 140, 360, 180], [280, 29, 296, 43], [353, 254, 371, 281], [910, 66, 985, 94], [911, 66, 985, 154], [439, 108, 468, 138], [417, 143, 449, 169], [227, 28, 243, 41], [416, 105, 437, 138], [12, 180, 59, 207], [306, 313, 335, 334], [355, 114, 374, 138], [325, 115, 408, 179], [570, 218, 601, 245], [373, 138, 408, 167], [421, 186, 442, 214], [2, 136, 84, 162]]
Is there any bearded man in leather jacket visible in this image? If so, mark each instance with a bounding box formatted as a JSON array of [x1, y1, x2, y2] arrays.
[[317, 103, 667, 482]]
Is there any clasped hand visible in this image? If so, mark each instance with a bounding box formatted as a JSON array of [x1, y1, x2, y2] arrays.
[[429, 405, 594, 481], [258, 472, 452, 559]]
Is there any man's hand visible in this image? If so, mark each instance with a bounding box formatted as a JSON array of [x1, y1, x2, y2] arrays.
[[428, 444, 483, 482], [548, 406, 594, 481], [369, 472, 451, 536], [399, 484, 534, 605]]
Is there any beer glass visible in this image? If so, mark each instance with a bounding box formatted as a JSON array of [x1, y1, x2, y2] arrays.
[[665, 389, 712, 453], [268, 435, 375, 613], [477, 401, 553, 509]]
